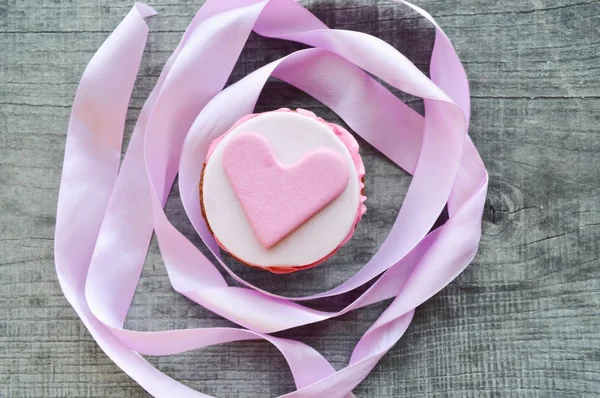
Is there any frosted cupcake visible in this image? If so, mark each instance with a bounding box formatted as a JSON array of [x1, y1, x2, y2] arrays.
[[200, 108, 366, 273]]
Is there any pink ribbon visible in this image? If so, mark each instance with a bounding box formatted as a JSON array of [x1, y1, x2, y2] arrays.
[[54, 1, 488, 397]]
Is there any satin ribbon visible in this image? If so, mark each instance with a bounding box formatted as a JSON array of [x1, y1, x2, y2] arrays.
[[54, 0, 488, 396]]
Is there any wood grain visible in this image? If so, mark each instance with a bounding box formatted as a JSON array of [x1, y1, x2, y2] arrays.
[[1, 0, 600, 397]]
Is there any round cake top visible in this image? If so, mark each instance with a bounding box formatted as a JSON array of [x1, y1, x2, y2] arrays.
[[201, 108, 365, 273]]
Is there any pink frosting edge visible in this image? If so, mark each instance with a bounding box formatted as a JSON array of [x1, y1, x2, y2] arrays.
[[203, 108, 367, 273]]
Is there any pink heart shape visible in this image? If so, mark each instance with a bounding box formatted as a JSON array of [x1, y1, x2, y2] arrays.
[[222, 131, 350, 249]]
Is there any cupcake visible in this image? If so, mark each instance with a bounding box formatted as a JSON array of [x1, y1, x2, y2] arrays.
[[200, 108, 366, 273]]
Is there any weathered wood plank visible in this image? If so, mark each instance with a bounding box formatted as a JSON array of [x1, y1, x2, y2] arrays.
[[1, 0, 599, 397]]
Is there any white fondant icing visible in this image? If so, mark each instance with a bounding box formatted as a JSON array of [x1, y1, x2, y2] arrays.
[[202, 111, 360, 268]]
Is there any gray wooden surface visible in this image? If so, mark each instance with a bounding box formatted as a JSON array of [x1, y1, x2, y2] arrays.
[[2, 0, 600, 397]]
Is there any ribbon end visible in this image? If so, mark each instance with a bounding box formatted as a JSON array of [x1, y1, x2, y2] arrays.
[[134, 2, 158, 18]]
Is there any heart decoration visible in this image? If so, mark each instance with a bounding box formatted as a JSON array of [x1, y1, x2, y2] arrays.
[[222, 131, 350, 249]]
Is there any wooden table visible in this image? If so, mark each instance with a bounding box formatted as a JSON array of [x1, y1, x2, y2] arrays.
[[2, 0, 599, 396]]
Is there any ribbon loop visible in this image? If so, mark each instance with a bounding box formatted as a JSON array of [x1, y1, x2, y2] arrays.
[[55, 1, 488, 397]]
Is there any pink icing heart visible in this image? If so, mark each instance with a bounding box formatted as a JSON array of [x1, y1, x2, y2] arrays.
[[222, 132, 350, 249]]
